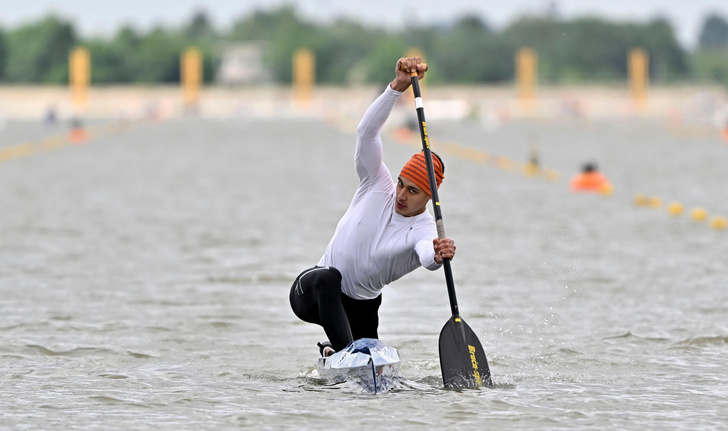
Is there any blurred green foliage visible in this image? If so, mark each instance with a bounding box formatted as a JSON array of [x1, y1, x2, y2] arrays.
[[0, 29, 6, 81], [699, 14, 728, 49], [4, 16, 77, 83], [0, 6, 726, 86], [693, 13, 728, 86]]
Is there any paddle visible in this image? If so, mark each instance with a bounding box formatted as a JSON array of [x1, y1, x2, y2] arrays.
[[402, 62, 493, 388]]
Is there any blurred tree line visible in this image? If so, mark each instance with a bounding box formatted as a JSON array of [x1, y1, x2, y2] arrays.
[[0, 6, 727, 86]]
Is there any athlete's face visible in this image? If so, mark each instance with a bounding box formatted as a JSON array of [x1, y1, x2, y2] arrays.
[[395, 176, 430, 217]]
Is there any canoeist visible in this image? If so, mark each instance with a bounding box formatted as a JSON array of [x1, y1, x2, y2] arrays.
[[289, 57, 456, 356], [570, 162, 612, 193]]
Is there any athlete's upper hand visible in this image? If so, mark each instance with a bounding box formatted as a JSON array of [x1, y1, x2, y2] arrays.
[[390, 57, 426, 92], [433, 238, 456, 264]]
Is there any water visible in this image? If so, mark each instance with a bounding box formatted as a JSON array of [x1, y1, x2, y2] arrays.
[[1, 108, 727, 430]]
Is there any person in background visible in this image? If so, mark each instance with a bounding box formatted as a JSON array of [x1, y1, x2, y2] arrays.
[[570, 162, 612, 193]]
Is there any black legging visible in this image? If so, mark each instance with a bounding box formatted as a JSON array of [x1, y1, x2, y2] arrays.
[[289, 266, 382, 351]]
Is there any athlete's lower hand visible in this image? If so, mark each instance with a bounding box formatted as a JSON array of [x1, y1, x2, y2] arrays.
[[433, 238, 456, 264]]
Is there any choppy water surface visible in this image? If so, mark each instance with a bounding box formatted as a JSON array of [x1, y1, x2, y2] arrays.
[[1, 109, 727, 430]]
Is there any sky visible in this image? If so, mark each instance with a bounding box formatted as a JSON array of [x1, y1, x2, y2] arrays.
[[0, 0, 727, 49]]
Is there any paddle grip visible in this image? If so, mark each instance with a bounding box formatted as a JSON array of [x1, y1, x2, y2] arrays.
[[398, 62, 428, 77]]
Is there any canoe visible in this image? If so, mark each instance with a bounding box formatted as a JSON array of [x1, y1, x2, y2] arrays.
[[315, 338, 401, 393]]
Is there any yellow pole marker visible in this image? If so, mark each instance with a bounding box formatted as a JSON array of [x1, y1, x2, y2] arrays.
[[181, 47, 203, 110], [516, 48, 537, 112], [647, 196, 662, 208], [69, 47, 90, 113], [68, 47, 91, 142], [629, 48, 648, 111], [293, 48, 315, 107]]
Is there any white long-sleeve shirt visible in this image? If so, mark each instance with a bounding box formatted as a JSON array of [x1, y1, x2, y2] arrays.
[[317, 85, 441, 300]]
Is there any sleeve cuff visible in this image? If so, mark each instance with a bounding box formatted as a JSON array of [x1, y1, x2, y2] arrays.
[[386, 84, 404, 96]]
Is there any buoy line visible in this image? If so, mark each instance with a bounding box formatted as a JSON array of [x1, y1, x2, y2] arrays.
[[0, 119, 155, 164]]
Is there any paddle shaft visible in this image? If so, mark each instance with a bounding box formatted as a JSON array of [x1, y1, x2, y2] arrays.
[[406, 69, 460, 318], [403, 64, 492, 388]]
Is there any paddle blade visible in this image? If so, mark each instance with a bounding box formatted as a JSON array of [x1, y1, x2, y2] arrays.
[[439, 316, 492, 388]]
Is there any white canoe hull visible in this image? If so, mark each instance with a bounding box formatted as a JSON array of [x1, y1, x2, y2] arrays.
[[315, 338, 401, 393]]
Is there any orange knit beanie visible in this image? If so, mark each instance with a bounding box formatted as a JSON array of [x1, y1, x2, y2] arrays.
[[399, 151, 444, 196]]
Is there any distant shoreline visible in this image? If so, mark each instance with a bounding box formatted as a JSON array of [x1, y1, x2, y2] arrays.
[[1, 84, 726, 125]]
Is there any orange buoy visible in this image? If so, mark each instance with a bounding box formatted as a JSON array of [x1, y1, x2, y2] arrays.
[[69, 128, 87, 143], [570, 172, 611, 192], [570, 162, 611, 193]]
